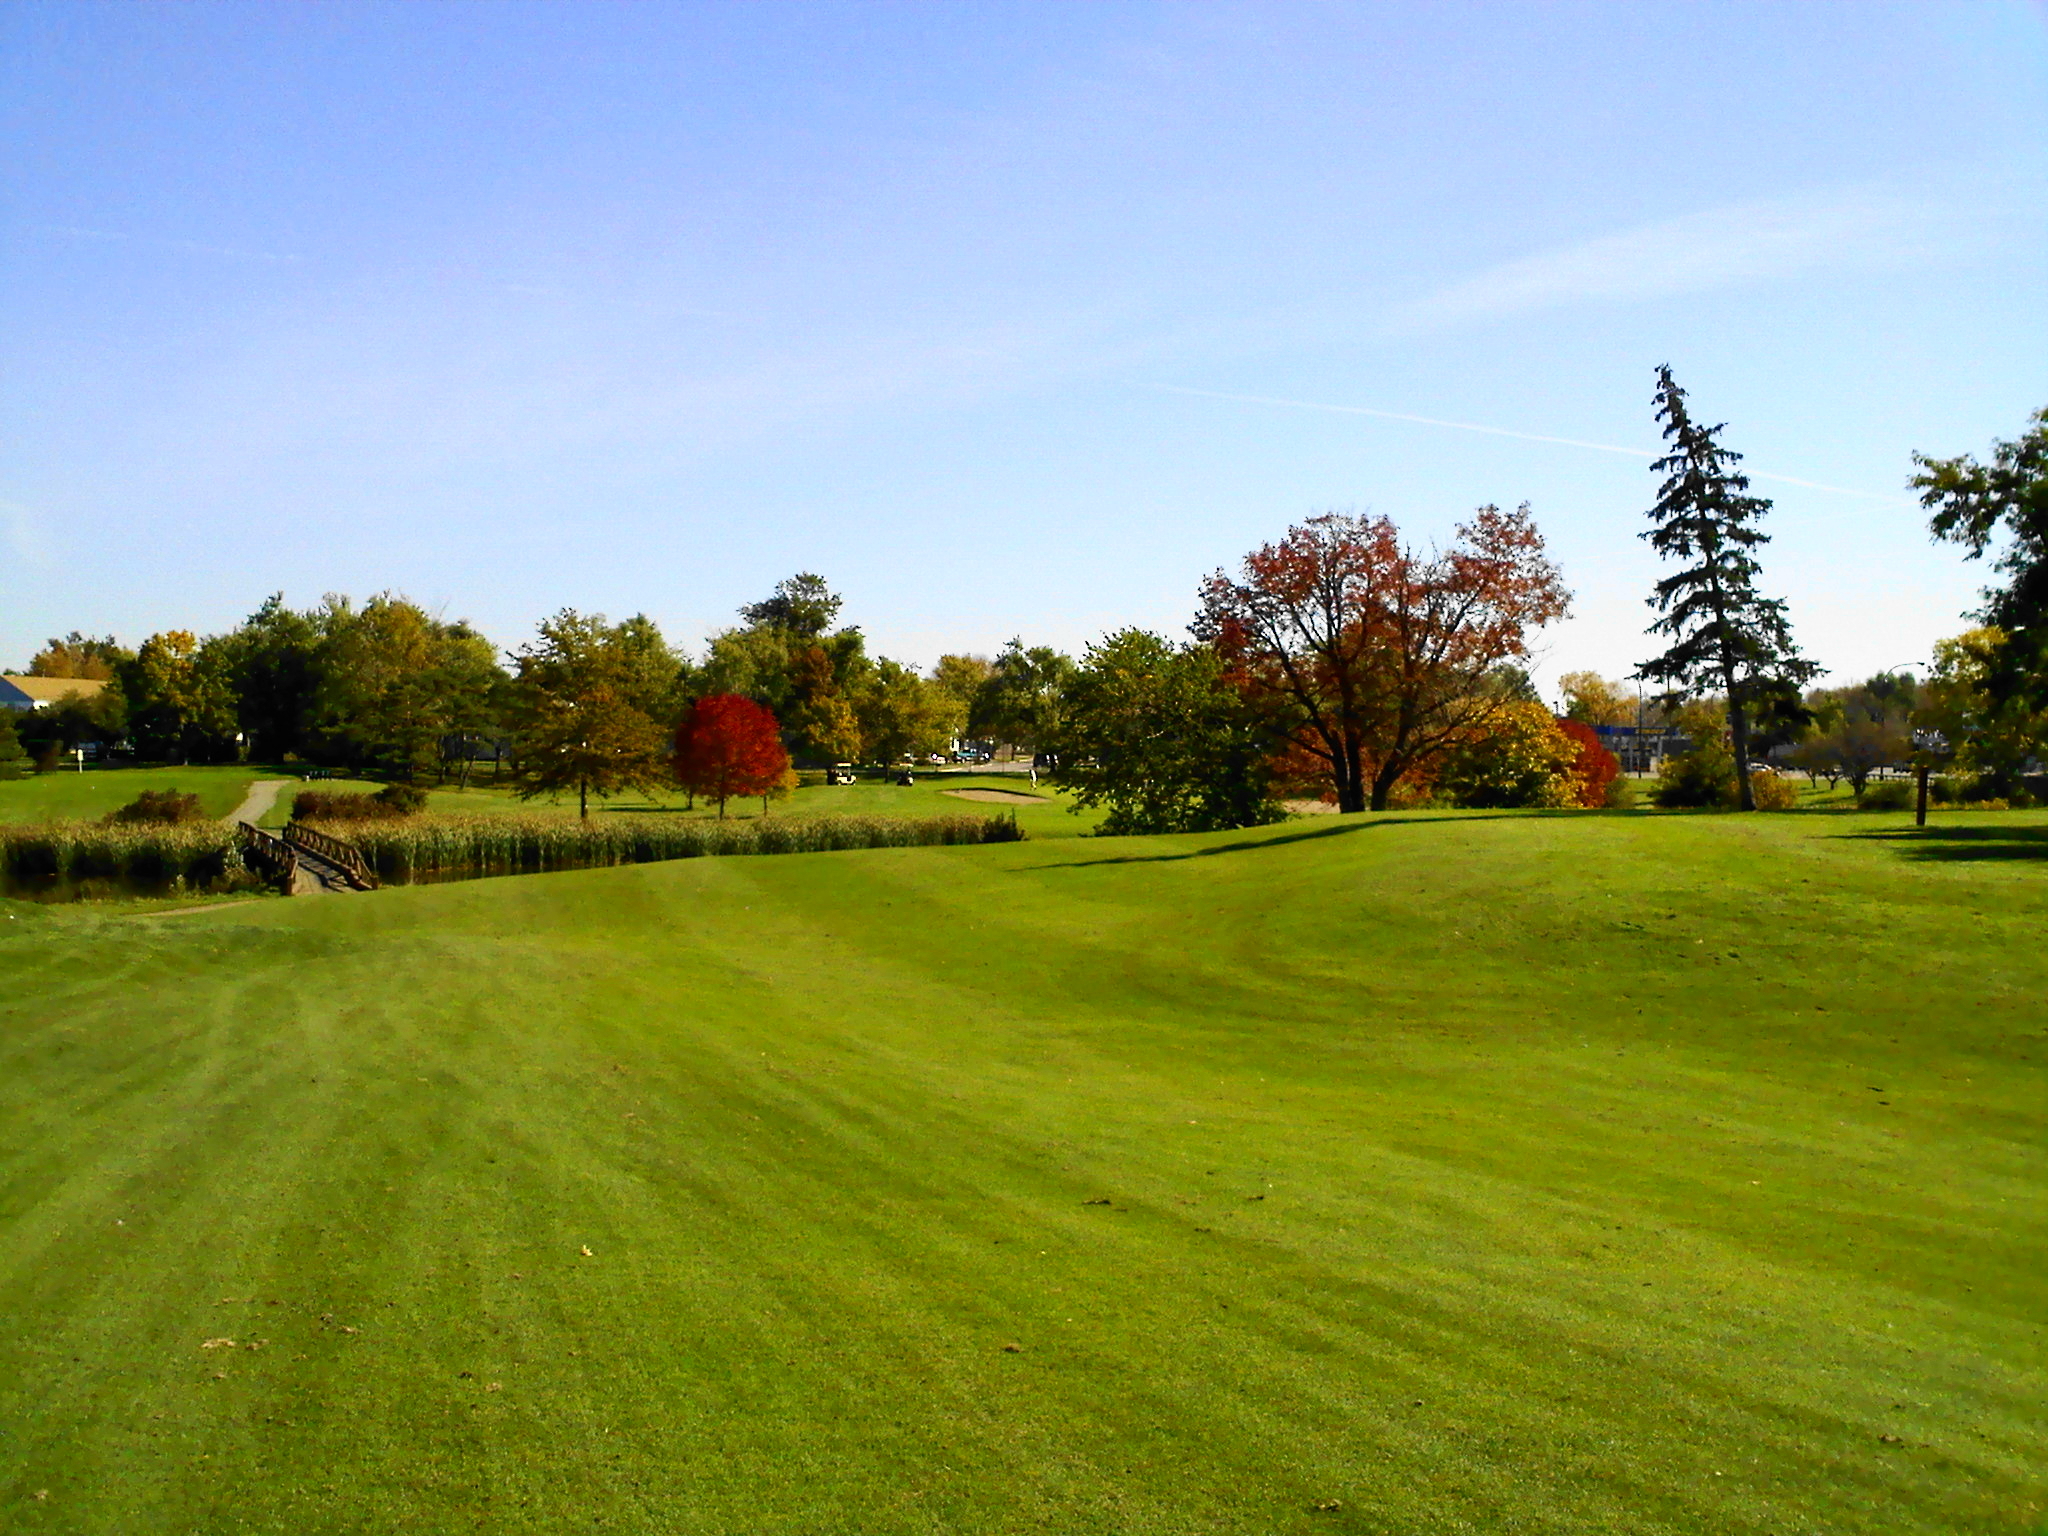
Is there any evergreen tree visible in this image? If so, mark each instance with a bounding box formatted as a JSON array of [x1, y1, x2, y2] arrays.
[[0, 711, 30, 780], [1636, 366, 1821, 810]]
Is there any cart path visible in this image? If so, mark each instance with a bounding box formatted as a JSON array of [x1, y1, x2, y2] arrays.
[[222, 778, 294, 828]]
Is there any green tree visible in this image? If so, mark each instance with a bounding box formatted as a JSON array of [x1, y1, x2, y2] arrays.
[[928, 654, 993, 747], [10, 686, 129, 767], [703, 574, 873, 761], [119, 631, 237, 763], [1913, 405, 2048, 763], [1053, 629, 1282, 835], [313, 596, 506, 779], [969, 639, 1075, 758], [738, 572, 843, 639], [0, 711, 30, 780], [1637, 366, 1821, 810], [217, 595, 323, 761], [1916, 627, 2046, 798], [1791, 675, 1914, 798], [858, 658, 950, 765], [509, 610, 675, 817]]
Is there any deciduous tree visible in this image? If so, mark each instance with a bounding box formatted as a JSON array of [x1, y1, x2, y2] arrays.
[[120, 631, 236, 763], [1636, 366, 1821, 810], [28, 632, 128, 681], [1557, 671, 1635, 727], [1198, 505, 1569, 812], [1555, 718, 1622, 807], [969, 640, 1076, 759], [1914, 406, 2048, 753], [1916, 626, 2047, 797], [675, 694, 791, 818], [509, 610, 675, 817], [1053, 629, 1283, 834]]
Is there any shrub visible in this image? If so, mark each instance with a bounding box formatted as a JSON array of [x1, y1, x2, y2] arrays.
[[1436, 702, 1579, 809], [105, 789, 207, 825], [376, 782, 429, 814], [1859, 780, 1913, 811], [291, 783, 427, 821], [1603, 775, 1638, 810], [1652, 744, 1736, 808], [1747, 770, 1799, 811]]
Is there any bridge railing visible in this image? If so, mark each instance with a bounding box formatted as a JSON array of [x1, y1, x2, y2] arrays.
[[284, 822, 380, 890], [237, 822, 298, 893]]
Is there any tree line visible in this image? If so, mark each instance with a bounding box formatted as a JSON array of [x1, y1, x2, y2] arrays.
[[5, 374, 2043, 827]]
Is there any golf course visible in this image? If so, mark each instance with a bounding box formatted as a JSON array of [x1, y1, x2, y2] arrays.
[[2, 806, 2042, 1534]]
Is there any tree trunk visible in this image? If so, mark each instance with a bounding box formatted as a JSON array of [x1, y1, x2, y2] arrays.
[[1335, 733, 1368, 813], [1369, 758, 1402, 812], [1727, 694, 1754, 811], [579, 777, 588, 819]]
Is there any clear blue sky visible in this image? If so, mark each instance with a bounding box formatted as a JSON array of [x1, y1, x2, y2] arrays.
[[4, 1, 2044, 694]]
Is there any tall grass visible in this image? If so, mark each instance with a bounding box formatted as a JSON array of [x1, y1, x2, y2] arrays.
[[0, 820, 248, 898], [317, 811, 1023, 884]]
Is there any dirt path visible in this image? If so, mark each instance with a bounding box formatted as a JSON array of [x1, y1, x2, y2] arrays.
[[222, 778, 294, 828]]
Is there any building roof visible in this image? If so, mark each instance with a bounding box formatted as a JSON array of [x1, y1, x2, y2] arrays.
[[0, 675, 110, 706]]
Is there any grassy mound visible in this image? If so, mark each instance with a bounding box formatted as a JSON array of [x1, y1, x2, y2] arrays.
[[0, 810, 2042, 1533]]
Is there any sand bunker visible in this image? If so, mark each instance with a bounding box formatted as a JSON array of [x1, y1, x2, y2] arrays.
[[943, 789, 1053, 806]]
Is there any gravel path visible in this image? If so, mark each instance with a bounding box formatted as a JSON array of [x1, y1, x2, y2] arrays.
[[221, 778, 294, 828]]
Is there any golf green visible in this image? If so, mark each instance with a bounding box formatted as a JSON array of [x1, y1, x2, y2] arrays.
[[1, 809, 2041, 1533]]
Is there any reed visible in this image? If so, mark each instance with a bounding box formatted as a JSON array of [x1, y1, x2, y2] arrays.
[[314, 811, 1023, 884], [0, 819, 247, 898]]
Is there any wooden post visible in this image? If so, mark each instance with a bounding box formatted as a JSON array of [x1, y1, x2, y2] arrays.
[[1915, 763, 1929, 828]]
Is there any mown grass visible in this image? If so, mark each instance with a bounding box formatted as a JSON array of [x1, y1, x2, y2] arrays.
[[1, 809, 2042, 1534], [0, 765, 267, 825]]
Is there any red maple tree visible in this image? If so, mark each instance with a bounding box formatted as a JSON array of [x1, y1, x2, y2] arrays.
[[1556, 717, 1621, 808], [675, 694, 791, 818]]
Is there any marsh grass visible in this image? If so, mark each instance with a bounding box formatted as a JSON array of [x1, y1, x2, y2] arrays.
[[316, 810, 1023, 883], [0, 820, 247, 898]]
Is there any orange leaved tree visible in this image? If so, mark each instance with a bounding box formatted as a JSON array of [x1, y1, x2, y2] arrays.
[[675, 694, 791, 818], [1197, 506, 1570, 811], [1556, 717, 1621, 807]]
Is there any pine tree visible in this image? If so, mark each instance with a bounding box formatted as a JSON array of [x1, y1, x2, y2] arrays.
[[0, 711, 29, 780], [1637, 366, 1821, 811]]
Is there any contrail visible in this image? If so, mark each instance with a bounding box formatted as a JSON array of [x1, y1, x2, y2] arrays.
[[1154, 384, 1914, 506]]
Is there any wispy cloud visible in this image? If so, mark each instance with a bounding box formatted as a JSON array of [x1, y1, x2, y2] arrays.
[[1154, 384, 1914, 505], [1390, 182, 1983, 331]]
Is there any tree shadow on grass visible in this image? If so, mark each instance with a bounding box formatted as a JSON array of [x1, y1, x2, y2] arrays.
[[1013, 814, 1523, 870], [1843, 824, 2048, 862]]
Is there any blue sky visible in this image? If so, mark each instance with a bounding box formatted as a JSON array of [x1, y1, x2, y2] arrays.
[[3, 0, 2044, 694]]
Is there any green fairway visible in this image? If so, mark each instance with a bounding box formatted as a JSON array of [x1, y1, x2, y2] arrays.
[[2, 810, 2042, 1533], [0, 765, 268, 825]]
